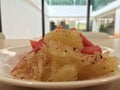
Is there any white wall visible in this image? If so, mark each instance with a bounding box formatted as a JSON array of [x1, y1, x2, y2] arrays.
[[45, 15, 50, 34], [1, 0, 49, 39], [30, 0, 49, 15], [29, 0, 50, 35], [48, 5, 92, 18]]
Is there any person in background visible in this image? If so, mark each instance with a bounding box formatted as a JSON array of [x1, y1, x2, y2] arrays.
[[60, 21, 69, 29], [50, 21, 56, 31]]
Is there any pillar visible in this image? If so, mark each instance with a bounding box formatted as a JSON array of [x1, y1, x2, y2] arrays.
[[114, 8, 120, 37], [92, 17, 100, 32]]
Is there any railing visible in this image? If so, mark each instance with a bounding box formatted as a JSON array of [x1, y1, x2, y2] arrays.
[[46, 0, 86, 5]]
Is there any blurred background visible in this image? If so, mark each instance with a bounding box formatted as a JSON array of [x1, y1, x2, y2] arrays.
[[0, 0, 120, 39]]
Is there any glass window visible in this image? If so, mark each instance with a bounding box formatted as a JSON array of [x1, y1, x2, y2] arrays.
[[92, 0, 116, 11], [46, 0, 86, 5]]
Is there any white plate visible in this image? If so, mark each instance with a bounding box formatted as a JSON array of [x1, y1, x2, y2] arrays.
[[0, 45, 120, 89]]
